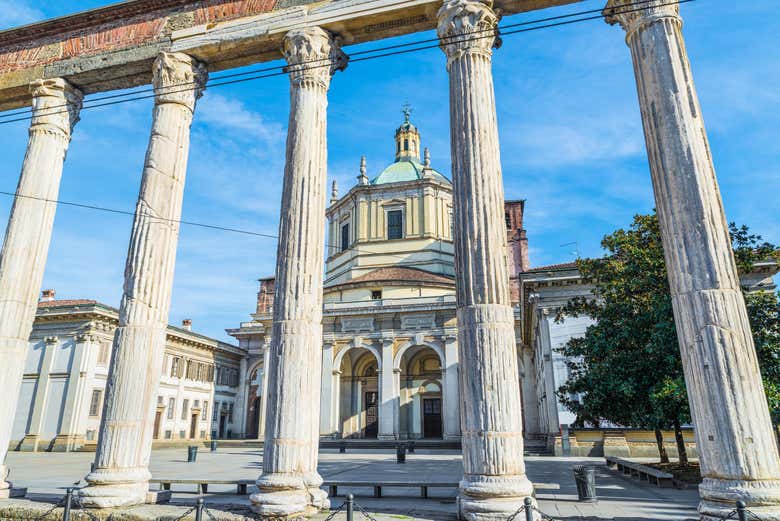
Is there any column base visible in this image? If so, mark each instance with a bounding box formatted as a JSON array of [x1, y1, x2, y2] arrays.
[[50, 434, 85, 452], [79, 468, 151, 509], [18, 435, 42, 452], [146, 490, 171, 504], [251, 472, 328, 518], [458, 475, 536, 521], [377, 435, 397, 441], [699, 478, 780, 521]]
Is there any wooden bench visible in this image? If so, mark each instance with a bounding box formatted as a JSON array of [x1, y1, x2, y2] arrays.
[[321, 480, 458, 499], [149, 478, 255, 495], [605, 457, 674, 488]]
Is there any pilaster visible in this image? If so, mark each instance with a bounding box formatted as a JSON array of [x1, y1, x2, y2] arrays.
[[378, 337, 397, 440], [605, 1, 780, 518], [438, 0, 534, 518], [251, 27, 345, 519], [80, 52, 206, 509], [0, 77, 81, 493]]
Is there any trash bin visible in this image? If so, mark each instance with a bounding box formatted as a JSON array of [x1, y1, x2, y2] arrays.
[[573, 465, 597, 503], [210, 440, 217, 452], [187, 445, 198, 463], [396, 443, 407, 464], [339, 442, 347, 454], [407, 440, 415, 454]]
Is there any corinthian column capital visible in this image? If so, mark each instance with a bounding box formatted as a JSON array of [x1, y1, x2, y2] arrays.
[[282, 27, 348, 89], [437, 0, 499, 66], [152, 52, 208, 111], [603, 0, 681, 41], [29, 78, 83, 139]]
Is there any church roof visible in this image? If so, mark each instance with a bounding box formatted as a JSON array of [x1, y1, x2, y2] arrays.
[[325, 267, 455, 290], [371, 159, 450, 185]]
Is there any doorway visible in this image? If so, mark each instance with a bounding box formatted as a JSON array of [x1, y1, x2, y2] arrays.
[[364, 391, 378, 438], [190, 413, 198, 439], [153, 410, 162, 439], [422, 398, 442, 438], [219, 414, 227, 439]]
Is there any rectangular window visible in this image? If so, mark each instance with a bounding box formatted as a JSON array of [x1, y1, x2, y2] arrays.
[[203, 401, 208, 419], [98, 342, 110, 366], [171, 357, 179, 378], [371, 290, 382, 300], [387, 210, 403, 240], [194, 400, 200, 409], [213, 401, 219, 421], [86, 430, 96, 441], [167, 397, 175, 419], [165, 430, 172, 439], [227, 403, 234, 423], [89, 389, 102, 417], [179, 430, 186, 439], [341, 223, 350, 252], [181, 399, 189, 420]]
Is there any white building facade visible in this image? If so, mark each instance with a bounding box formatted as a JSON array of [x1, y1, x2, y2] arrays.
[[10, 293, 244, 452]]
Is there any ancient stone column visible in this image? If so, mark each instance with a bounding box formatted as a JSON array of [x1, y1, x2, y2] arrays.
[[0, 78, 82, 497], [437, 1, 534, 518], [605, 1, 780, 518], [79, 52, 206, 509], [250, 27, 345, 518]]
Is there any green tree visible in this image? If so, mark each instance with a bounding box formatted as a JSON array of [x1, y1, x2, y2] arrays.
[[556, 213, 779, 465]]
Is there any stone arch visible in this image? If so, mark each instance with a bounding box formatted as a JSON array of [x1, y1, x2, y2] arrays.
[[393, 338, 444, 371], [334, 341, 382, 372]]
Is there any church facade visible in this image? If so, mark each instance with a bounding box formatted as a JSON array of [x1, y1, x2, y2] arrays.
[[227, 114, 585, 443]]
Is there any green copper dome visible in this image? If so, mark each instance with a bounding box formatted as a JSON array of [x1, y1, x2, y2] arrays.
[[371, 159, 450, 185]]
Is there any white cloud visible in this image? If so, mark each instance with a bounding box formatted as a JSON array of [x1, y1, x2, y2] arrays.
[[0, 0, 44, 29], [197, 92, 284, 143]]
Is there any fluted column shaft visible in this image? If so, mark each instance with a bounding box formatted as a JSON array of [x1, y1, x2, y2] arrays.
[[80, 52, 206, 509], [437, 1, 533, 519], [606, 2, 780, 519], [0, 79, 82, 492], [251, 27, 345, 519]]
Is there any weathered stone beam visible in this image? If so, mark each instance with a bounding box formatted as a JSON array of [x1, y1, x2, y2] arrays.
[[0, 0, 578, 111]]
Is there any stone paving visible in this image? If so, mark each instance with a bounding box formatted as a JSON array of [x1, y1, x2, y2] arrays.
[[0, 448, 699, 520]]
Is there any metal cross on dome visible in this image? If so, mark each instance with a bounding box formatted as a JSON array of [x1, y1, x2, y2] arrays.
[[402, 102, 412, 123]]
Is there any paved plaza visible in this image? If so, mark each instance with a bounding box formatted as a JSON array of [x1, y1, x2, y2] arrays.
[[1, 448, 698, 520]]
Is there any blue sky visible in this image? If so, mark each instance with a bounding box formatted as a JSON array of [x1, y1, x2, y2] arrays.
[[0, 0, 777, 342]]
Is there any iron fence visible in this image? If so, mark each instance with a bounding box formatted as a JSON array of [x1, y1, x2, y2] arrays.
[[20, 488, 768, 521]]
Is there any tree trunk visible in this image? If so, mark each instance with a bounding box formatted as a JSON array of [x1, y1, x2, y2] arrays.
[[654, 427, 670, 464], [673, 418, 689, 466]]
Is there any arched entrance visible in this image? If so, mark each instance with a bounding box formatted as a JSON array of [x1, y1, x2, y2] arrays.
[[336, 347, 381, 439], [397, 346, 443, 439], [244, 365, 263, 439]]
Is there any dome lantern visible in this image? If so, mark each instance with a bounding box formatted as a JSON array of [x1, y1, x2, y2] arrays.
[[395, 103, 420, 162]]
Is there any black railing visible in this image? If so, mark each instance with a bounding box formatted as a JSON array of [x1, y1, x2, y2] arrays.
[[24, 488, 767, 521]]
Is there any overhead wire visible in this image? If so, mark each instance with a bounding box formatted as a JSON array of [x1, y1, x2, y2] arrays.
[[0, 190, 446, 263], [0, 0, 694, 125]]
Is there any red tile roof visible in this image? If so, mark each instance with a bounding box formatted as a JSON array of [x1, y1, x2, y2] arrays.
[[524, 262, 578, 273], [345, 267, 455, 285]]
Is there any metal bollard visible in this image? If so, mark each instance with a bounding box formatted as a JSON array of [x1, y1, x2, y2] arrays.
[[346, 493, 354, 521], [396, 443, 406, 463], [188, 445, 198, 462], [407, 440, 415, 454], [339, 441, 346, 454], [210, 440, 217, 452], [195, 497, 204, 521], [736, 500, 747, 521], [524, 497, 533, 521], [63, 487, 74, 521]]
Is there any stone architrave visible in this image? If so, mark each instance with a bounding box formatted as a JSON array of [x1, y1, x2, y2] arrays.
[[250, 27, 345, 518], [605, 1, 780, 518], [0, 78, 82, 497], [79, 52, 206, 509], [437, 1, 534, 518]]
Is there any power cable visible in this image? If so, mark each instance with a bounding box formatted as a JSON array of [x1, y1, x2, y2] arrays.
[[0, 190, 451, 263], [0, 0, 693, 125]]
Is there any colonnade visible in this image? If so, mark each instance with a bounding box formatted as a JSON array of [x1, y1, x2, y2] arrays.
[[0, 1, 777, 520]]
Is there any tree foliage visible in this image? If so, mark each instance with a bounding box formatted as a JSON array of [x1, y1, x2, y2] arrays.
[[555, 213, 780, 461]]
